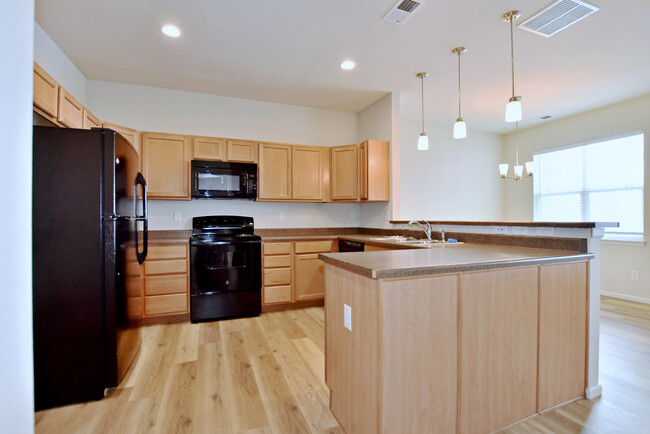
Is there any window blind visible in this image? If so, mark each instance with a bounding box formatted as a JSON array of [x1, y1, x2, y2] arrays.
[[533, 133, 644, 237]]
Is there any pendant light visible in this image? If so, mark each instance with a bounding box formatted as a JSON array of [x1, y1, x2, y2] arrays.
[[416, 72, 429, 150], [503, 11, 522, 122], [451, 47, 467, 139], [499, 121, 533, 180]]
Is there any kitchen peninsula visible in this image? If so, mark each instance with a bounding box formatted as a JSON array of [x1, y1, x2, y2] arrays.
[[320, 244, 593, 434]]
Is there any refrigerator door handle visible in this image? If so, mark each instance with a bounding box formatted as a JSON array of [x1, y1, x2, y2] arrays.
[[135, 172, 148, 265]]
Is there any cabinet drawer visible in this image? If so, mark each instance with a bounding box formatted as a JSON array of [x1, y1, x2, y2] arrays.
[[263, 243, 291, 255], [145, 275, 187, 295], [263, 268, 291, 286], [263, 255, 292, 268], [263, 285, 292, 304], [145, 294, 187, 316], [294, 240, 332, 254], [147, 245, 187, 260], [145, 259, 187, 275]]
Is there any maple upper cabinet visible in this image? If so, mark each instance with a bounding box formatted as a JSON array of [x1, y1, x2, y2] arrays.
[[292, 145, 325, 201], [331, 144, 359, 200], [141, 132, 191, 199], [82, 108, 101, 130], [56, 87, 84, 129], [258, 143, 292, 200], [192, 136, 226, 161], [102, 122, 140, 156], [360, 140, 390, 201], [227, 139, 258, 163], [33, 62, 59, 120]]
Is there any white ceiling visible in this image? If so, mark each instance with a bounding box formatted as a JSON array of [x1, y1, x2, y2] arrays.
[[35, 0, 650, 134]]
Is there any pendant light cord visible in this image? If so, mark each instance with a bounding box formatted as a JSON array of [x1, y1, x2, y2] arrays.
[[515, 121, 519, 166], [457, 52, 462, 119], [510, 16, 516, 99], [421, 75, 425, 132]]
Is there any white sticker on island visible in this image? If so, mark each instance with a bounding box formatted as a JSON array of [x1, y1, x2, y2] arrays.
[[344, 304, 352, 331]]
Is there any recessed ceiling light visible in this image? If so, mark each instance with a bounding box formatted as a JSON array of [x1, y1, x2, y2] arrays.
[[340, 60, 356, 70], [161, 24, 181, 38]]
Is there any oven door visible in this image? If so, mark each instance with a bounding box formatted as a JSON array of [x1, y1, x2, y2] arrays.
[[189, 239, 262, 321]]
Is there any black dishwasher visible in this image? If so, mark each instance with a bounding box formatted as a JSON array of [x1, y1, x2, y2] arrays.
[[338, 239, 365, 252]]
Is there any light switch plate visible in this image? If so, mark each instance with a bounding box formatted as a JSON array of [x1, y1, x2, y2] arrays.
[[174, 211, 182, 222], [344, 304, 352, 331]]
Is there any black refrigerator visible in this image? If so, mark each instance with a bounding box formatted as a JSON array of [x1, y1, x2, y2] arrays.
[[32, 126, 148, 410]]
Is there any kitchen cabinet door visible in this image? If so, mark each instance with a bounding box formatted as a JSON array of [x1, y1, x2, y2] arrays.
[[538, 262, 587, 411], [192, 136, 226, 161], [57, 87, 84, 129], [363, 140, 390, 201], [227, 139, 258, 163], [331, 145, 358, 200], [82, 108, 101, 130], [102, 122, 140, 156], [294, 253, 325, 301], [258, 143, 292, 200], [33, 62, 59, 120], [292, 145, 323, 200], [141, 132, 191, 199]]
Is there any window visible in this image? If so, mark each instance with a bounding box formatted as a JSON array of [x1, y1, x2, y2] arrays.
[[533, 132, 644, 241]]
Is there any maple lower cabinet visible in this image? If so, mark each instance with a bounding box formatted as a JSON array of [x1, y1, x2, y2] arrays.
[[331, 145, 358, 200], [262, 239, 333, 309], [262, 242, 293, 305], [141, 132, 191, 199], [294, 240, 332, 301], [143, 244, 189, 317], [102, 122, 140, 156], [33, 62, 59, 120], [258, 143, 292, 200]]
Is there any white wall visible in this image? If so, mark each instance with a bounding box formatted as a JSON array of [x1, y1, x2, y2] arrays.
[[86, 80, 363, 229], [359, 94, 394, 228], [34, 22, 87, 105], [399, 97, 504, 221], [0, 1, 35, 432], [503, 94, 650, 302]]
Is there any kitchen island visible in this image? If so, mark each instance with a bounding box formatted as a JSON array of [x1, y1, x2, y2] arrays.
[[319, 244, 593, 434]]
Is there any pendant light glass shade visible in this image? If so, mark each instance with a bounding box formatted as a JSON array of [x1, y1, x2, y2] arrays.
[[453, 119, 467, 139], [503, 11, 522, 122], [418, 133, 429, 150], [505, 98, 522, 122], [499, 163, 509, 178], [451, 47, 468, 139], [416, 72, 429, 150], [499, 121, 533, 180]]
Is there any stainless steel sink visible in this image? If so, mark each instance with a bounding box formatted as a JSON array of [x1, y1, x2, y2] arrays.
[[402, 240, 464, 246]]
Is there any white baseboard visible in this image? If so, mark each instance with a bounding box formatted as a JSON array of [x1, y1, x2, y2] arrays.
[[601, 291, 650, 305], [586, 384, 602, 399]]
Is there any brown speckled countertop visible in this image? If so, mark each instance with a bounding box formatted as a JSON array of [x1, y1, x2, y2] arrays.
[[319, 244, 593, 279]]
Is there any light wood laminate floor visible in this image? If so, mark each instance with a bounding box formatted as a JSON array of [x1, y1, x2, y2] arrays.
[[35, 297, 650, 433]]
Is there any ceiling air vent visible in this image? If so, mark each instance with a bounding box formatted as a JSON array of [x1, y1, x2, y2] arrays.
[[382, 0, 424, 24], [518, 0, 599, 37]]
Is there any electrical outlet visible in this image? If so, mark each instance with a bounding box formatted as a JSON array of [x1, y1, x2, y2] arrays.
[[278, 212, 285, 221], [344, 304, 352, 331], [631, 270, 639, 280], [494, 226, 507, 234], [174, 211, 182, 222]]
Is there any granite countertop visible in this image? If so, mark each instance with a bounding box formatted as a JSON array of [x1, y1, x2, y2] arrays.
[[319, 244, 594, 279]]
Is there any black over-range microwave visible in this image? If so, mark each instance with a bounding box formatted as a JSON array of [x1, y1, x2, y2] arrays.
[[191, 160, 257, 200]]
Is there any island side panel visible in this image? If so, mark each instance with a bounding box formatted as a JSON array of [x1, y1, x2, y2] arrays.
[[538, 261, 588, 411], [459, 267, 539, 434], [324, 264, 379, 434], [378, 274, 459, 434]]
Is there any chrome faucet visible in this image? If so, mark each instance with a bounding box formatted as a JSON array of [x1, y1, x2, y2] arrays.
[[438, 228, 446, 242], [408, 220, 432, 240]]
